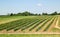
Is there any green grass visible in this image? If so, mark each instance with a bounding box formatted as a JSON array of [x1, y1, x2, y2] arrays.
[[52, 28, 60, 32], [0, 16, 36, 21], [0, 34, 60, 37], [0, 16, 37, 24], [58, 18, 60, 27]]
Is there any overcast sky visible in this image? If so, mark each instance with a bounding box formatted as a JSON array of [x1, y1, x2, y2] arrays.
[[0, 0, 60, 15]]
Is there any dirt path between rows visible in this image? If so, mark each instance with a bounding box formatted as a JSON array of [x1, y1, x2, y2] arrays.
[[39, 17, 54, 32], [0, 32, 60, 34], [55, 17, 60, 29], [47, 17, 57, 32]]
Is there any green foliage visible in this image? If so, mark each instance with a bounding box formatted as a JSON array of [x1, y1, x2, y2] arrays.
[[9, 11, 40, 16], [10, 13, 14, 16], [42, 13, 48, 15], [50, 11, 57, 15]]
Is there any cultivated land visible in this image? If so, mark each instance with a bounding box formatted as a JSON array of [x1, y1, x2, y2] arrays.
[[0, 15, 60, 37]]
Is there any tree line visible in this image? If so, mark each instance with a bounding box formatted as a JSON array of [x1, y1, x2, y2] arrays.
[[9, 11, 60, 16]]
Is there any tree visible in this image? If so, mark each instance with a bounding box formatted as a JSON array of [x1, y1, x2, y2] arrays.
[[57, 13, 60, 15], [22, 11, 31, 16], [10, 13, 13, 16], [51, 11, 57, 15], [42, 13, 48, 15], [39, 14, 41, 16]]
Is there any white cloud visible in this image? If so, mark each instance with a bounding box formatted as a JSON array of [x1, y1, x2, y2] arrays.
[[37, 3, 42, 7]]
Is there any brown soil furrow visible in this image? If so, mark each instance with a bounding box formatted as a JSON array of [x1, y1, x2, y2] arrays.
[[0, 29, 7, 34], [47, 17, 57, 32], [24, 18, 47, 32], [0, 32, 60, 34], [55, 16, 60, 29], [32, 18, 50, 32], [39, 18, 54, 32]]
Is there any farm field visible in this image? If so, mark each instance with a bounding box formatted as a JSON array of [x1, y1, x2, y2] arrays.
[[0, 15, 60, 34], [0, 16, 36, 24], [0, 34, 60, 37], [0, 15, 60, 37]]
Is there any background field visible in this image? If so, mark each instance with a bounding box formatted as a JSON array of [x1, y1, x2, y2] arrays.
[[0, 16, 36, 24]]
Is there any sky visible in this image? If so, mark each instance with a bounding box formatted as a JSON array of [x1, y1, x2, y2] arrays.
[[0, 0, 60, 15]]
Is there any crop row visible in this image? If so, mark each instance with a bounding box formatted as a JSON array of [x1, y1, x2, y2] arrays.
[[36, 16, 53, 31], [0, 16, 56, 32]]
